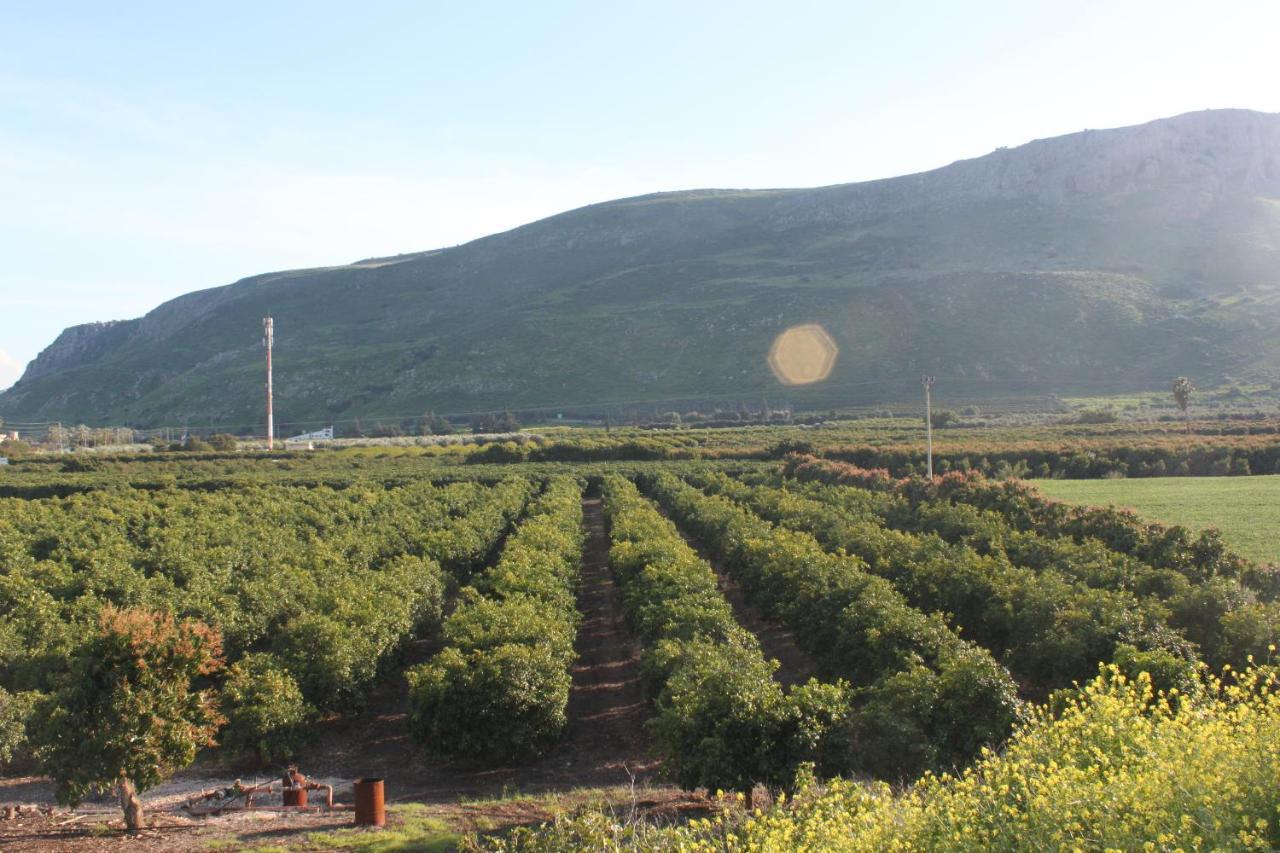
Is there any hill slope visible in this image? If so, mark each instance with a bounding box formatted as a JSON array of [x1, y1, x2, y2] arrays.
[[4, 108, 1280, 429]]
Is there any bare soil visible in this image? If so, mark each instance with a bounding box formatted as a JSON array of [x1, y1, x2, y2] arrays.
[[666, 510, 819, 688], [548, 497, 656, 782]]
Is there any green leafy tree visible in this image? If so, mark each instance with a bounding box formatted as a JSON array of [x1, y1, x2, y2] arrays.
[[220, 653, 313, 765], [408, 643, 571, 759], [929, 409, 957, 429], [647, 638, 788, 802], [1172, 376, 1195, 432], [0, 687, 38, 770], [271, 613, 378, 712], [419, 412, 453, 435], [31, 606, 225, 830], [206, 433, 239, 451], [647, 645, 849, 803], [46, 423, 70, 449], [0, 437, 31, 458], [472, 411, 521, 433]]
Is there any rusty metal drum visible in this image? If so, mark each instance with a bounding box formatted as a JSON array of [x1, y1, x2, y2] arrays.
[[353, 777, 385, 827]]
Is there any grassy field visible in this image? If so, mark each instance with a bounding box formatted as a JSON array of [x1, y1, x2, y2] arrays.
[[1033, 475, 1280, 564]]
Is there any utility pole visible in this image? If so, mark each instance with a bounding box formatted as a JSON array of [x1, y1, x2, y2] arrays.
[[264, 317, 274, 450], [922, 375, 936, 479]]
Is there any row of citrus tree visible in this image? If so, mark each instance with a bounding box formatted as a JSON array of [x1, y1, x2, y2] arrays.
[[785, 455, 1272, 590], [408, 476, 585, 759], [785, 472, 1278, 669], [781, 456, 1280, 669], [687, 470, 1199, 695], [600, 474, 849, 798], [638, 472, 1022, 780], [0, 477, 534, 766]]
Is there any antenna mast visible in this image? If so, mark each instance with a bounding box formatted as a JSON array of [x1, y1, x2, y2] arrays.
[[922, 375, 935, 479], [264, 317, 274, 450]]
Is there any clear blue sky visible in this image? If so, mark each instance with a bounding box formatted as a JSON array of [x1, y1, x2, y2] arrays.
[[2, 0, 1278, 389]]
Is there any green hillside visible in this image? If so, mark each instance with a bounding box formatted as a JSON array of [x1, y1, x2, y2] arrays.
[[3, 108, 1280, 429]]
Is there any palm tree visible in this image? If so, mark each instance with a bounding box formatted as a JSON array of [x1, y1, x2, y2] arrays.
[[1172, 376, 1195, 434]]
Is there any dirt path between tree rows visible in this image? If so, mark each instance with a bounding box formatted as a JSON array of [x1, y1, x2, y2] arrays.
[[663, 508, 819, 688], [544, 497, 658, 782]]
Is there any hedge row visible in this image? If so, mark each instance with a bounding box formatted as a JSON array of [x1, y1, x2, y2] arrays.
[[783, 455, 1272, 588], [0, 477, 538, 768], [789, 473, 1177, 596], [408, 477, 584, 759], [641, 472, 1021, 778], [420, 477, 537, 580], [798, 475, 1278, 654], [782, 457, 1280, 669], [269, 477, 534, 713], [274, 479, 525, 711], [818, 437, 1280, 479], [601, 474, 848, 796], [386, 424, 1280, 477], [691, 470, 1193, 694]]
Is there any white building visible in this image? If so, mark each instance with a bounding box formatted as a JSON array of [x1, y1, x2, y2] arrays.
[[289, 426, 335, 442]]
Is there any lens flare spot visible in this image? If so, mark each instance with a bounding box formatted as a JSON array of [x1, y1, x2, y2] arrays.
[[768, 324, 838, 386]]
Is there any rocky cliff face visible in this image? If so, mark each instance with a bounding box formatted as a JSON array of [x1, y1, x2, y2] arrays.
[[767, 109, 1280, 228], [938, 108, 1280, 203], [4, 109, 1279, 427], [21, 320, 136, 382]]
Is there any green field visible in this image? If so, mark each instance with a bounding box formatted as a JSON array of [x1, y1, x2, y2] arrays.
[[1033, 475, 1280, 565]]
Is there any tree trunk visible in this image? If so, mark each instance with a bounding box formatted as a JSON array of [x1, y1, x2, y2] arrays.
[[118, 776, 143, 831]]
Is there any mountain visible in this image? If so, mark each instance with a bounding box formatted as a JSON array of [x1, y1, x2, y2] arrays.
[[4, 108, 1280, 429]]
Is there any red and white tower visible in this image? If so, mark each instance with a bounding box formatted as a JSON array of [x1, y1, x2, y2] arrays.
[[264, 317, 274, 450]]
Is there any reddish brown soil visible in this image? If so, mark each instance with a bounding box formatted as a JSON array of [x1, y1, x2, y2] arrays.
[[667, 512, 819, 688], [0, 788, 712, 852], [549, 497, 656, 781]]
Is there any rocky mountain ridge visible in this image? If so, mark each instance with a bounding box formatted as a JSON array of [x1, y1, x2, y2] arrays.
[[4, 108, 1279, 428]]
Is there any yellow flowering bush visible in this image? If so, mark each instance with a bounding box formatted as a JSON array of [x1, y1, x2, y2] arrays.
[[479, 664, 1280, 851]]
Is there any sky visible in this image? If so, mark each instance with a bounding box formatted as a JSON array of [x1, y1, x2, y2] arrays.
[[2, 0, 1278, 391]]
